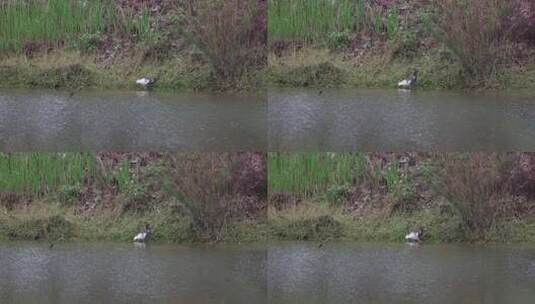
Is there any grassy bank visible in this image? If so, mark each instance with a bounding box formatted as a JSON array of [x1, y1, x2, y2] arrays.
[[0, 50, 246, 91], [268, 0, 535, 90], [268, 153, 535, 243], [0, 0, 266, 91], [0, 202, 267, 243], [0, 152, 267, 243], [268, 47, 535, 90], [268, 203, 535, 244]]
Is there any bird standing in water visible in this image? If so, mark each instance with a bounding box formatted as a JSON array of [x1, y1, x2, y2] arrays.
[[133, 223, 152, 242], [136, 77, 157, 90], [398, 70, 418, 89], [405, 227, 424, 243]]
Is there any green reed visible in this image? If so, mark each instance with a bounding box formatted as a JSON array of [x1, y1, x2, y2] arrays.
[[268, 0, 398, 44], [268, 152, 365, 196], [0, 153, 95, 197], [0, 0, 103, 52], [0, 0, 154, 53]]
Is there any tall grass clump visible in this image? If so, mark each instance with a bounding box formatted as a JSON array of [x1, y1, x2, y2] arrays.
[[268, 0, 398, 45], [268, 153, 365, 196], [268, 0, 355, 43], [0, 0, 156, 54], [432, 0, 516, 86], [0, 0, 107, 53], [0, 153, 95, 198]]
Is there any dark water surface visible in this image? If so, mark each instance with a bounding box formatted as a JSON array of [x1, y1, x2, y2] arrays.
[[2, 242, 534, 304], [4, 89, 535, 151], [0, 89, 266, 151], [0, 242, 267, 304], [268, 242, 535, 304], [269, 89, 535, 151]]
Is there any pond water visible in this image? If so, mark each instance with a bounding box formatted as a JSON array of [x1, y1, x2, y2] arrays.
[[0, 89, 266, 151], [268, 242, 535, 304], [4, 89, 534, 151], [269, 89, 535, 151], [2, 242, 534, 304], [0, 242, 267, 304]]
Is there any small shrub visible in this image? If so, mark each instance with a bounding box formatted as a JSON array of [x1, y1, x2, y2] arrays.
[[390, 182, 418, 214], [326, 183, 352, 207], [327, 31, 352, 50], [432, 0, 515, 86], [178, 0, 266, 83], [57, 184, 81, 206], [167, 153, 260, 241], [119, 182, 151, 214], [113, 161, 166, 214], [79, 33, 103, 54], [392, 31, 420, 59], [139, 31, 173, 62], [436, 153, 513, 239]]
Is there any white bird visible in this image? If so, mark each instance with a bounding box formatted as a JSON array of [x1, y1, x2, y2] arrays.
[[405, 228, 423, 243], [136, 77, 156, 89], [398, 70, 418, 89], [133, 224, 152, 242]]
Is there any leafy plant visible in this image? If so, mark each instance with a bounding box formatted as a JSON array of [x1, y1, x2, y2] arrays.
[[326, 183, 352, 207], [57, 183, 81, 206], [79, 32, 102, 54], [327, 30, 352, 50]]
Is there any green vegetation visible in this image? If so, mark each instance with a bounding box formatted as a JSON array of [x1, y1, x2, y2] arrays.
[[269, 0, 401, 45], [268, 203, 466, 243], [0, 0, 158, 54], [0, 153, 94, 198], [0, 0, 107, 52], [269, 0, 364, 44], [0, 51, 216, 90], [0, 153, 267, 243], [268, 0, 535, 90], [0, 0, 266, 91], [269, 152, 365, 196], [268, 47, 468, 89], [269, 204, 535, 243], [268, 153, 535, 243], [0, 202, 267, 243]]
